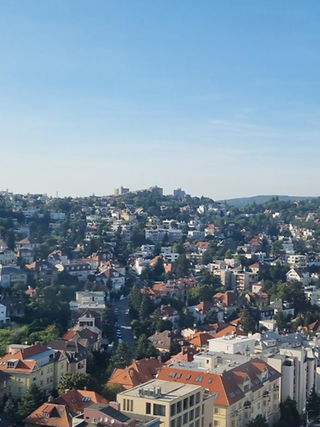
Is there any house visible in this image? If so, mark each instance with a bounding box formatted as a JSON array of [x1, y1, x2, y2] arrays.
[[212, 291, 239, 317], [0, 295, 25, 317], [24, 389, 108, 427], [148, 330, 172, 353], [16, 237, 38, 264], [0, 342, 68, 398], [187, 332, 213, 351], [0, 239, 17, 266], [0, 303, 10, 326], [165, 347, 198, 365], [47, 250, 69, 266], [71, 308, 103, 331], [157, 355, 281, 427], [108, 357, 163, 390], [160, 305, 180, 327], [269, 299, 295, 317], [211, 325, 247, 339], [286, 268, 310, 285], [187, 301, 223, 323], [25, 260, 58, 285], [63, 328, 101, 352], [97, 268, 125, 292], [70, 292, 106, 313], [56, 262, 93, 282], [47, 340, 87, 374], [0, 265, 28, 288]]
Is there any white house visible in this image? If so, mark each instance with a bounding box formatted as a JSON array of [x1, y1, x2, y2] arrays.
[[286, 268, 310, 285], [0, 303, 10, 326]]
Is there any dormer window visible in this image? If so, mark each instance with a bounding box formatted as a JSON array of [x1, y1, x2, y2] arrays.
[[43, 412, 50, 419]]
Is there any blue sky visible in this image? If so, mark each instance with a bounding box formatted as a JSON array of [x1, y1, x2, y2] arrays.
[[1, 1, 320, 199]]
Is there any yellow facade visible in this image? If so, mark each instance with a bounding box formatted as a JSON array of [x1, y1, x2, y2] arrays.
[[117, 380, 214, 427], [6, 353, 68, 398]]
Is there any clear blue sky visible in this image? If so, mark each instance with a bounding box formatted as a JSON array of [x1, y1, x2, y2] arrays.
[[1, 1, 320, 199]]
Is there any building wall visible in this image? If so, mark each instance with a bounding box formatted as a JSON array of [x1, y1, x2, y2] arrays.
[[118, 387, 213, 427]]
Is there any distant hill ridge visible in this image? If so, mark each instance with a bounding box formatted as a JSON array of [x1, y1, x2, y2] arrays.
[[221, 195, 315, 208]]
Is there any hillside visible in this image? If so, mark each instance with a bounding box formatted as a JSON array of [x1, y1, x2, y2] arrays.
[[222, 195, 313, 208]]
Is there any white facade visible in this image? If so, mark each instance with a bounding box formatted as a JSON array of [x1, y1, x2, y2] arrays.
[[0, 303, 10, 326], [267, 347, 316, 414], [208, 336, 256, 355]]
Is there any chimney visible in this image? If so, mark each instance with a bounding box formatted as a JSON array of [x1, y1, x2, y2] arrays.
[[109, 402, 120, 411], [48, 395, 53, 402]]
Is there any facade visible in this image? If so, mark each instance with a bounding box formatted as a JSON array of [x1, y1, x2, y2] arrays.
[[117, 379, 214, 427], [56, 262, 92, 281], [47, 340, 87, 374], [0, 303, 10, 326], [158, 353, 281, 427], [266, 347, 316, 414], [0, 265, 28, 288], [70, 291, 106, 312], [208, 336, 255, 355], [0, 343, 68, 398]]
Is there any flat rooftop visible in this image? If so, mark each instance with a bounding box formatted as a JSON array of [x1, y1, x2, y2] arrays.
[[165, 352, 251, 375], [119, 379, 202, 400]]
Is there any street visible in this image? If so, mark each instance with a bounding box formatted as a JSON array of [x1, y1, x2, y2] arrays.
[[113, 297, 135, 352]]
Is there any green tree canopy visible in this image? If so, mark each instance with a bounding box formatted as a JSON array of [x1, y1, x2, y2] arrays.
[[18, 383, 45, 419]]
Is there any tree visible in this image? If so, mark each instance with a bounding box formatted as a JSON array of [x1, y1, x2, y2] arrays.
[[3, 396, 19, 422], [274, 310, 287, 332], [103, 383, 124, 401], [306, 385, 320, 417], [18, 383, 45, 419], [170, 340, 181, 355], [139, 294, 153, 320], [57, 373, 100, 395], [110, 342, 132, 369], [129, 284, 143, 313], [176, 254, 190, 277], [133, 334, 158, 360], [240, 309, 256, 333], [278, 397, 301, 427], [247, 414, 269, 427]]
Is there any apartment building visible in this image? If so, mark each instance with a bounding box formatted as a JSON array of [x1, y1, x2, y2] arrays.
[[0, 343, 67, 398], [287, 254, 308, 269], [117, 379, 214, 427], [157, 352, 281, 427], [70, 291, 106, 312], [266, 346, 316, 414]]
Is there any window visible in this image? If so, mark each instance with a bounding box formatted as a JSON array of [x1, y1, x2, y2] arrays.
[[214, 422, 219, 427], [177, 416, 181, 427], [153, 404, 166, 416], [195, 407, 200, 418], [202, 405, 204, 415], [183, 398, 188, 410], [214, 408, 219, 414], [146, 403, 151, 415], [231, 421, 235, 427], [171, 421, 175, 427], [195, 377, 203, 382], [201, 418, 204, 427], [195, 393, 200, 404], [190, 395, 194, 407], [98, 417, 103, 422], [171, 404, 176, 416], [186, 375, 191, 380], [195, 420, 199, 427], [177, 401, 182, 413], [183, 413, 188, 424], [190, 410, 194, 421]]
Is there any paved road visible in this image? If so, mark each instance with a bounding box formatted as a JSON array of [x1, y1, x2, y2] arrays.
[[113, 297, 135, 352]]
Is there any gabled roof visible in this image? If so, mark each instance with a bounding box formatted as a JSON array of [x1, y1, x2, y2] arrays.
[[187, 332, 213, 348], [24, 390, 108, 427], [158, 358, 281, 407], [108, 357, 163, 389]]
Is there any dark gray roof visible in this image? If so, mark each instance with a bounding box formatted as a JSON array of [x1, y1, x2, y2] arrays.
[[87, 404, 131, 423]]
